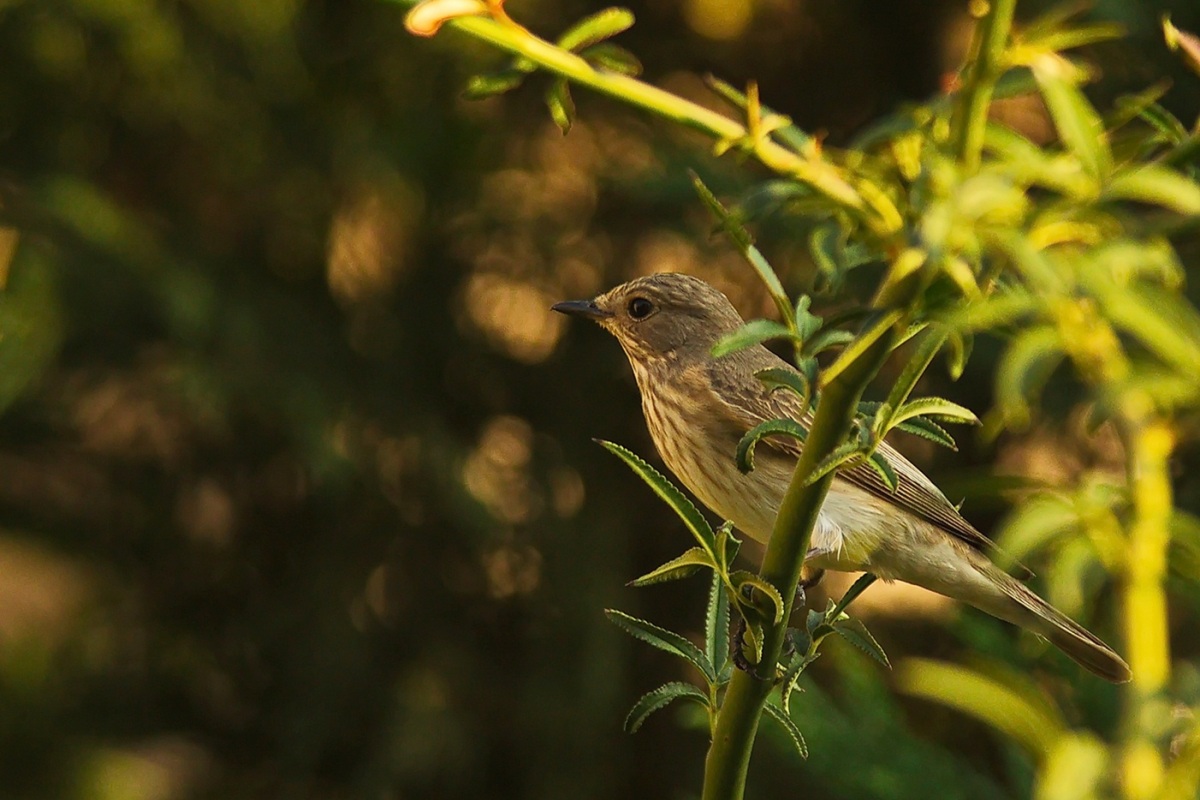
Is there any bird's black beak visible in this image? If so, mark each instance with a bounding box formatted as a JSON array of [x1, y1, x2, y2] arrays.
[[551, 299, 613, 321]]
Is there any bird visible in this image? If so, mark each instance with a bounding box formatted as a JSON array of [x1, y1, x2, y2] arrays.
[[552, 272, 1131, 683]]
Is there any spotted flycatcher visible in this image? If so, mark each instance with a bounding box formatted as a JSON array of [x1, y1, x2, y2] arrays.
[[554, 272, 1129, 683]]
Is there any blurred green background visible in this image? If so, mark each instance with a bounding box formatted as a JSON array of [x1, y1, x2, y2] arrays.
[[1, 0, 1198, 798]]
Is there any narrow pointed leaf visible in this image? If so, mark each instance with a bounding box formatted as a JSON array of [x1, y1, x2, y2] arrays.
[[802, 328, 856, 357], [705, 570, 731, 679], [730, 571, 785, 624], [803, 440, 863, 486], [605, 610, 716, 682], [892, 397, 979, 426], [629, 547, 716, 586], [830, 573, 878, 618], [692, 174, 795, 329], [893, 416, 958, 450], [463, 68, 526, 99], [866, 451, 899, 492], [1103, 165, 1200, 215], [781, 650, 819, 714], [996, 327, 1064, 428], [763, 703, 809, 759], [756, 367, 811, 404], [624, 681, 711, 733], [546, 79, 575, 134], [736, 418, 808, 474], [1030, 54, 1111, 180], [580, 42, 642, 76], [557, 7, 635, 52], [712, 319, 799, 358], [833, 616, 891, 667], [597, 440, 716, 552]]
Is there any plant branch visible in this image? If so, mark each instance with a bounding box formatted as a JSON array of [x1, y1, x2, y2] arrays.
[[700, 315, 903, 800], [954, 0, 1018, 172]]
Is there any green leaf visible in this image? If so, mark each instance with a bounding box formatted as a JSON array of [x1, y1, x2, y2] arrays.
[[624, 681, 711, 733], [995, 326, 1064, 429], [1100, 284, 1200, 376], [893, 416, 957, 450], [546, 79, 575, 134], [1103, 165, 1200, 215], [802, 328, 855, 357], [945, 329, 973, 380], [730, 571, 785, 624], [629, 547, 716, 586], [557, 7, 635, 52], [763, 702, 808, 759], [692, 174, 795, 330], [712, 319, 798, 358], [1030, 53, 1111, 181], [704, 570, 731, 680], [891, 397, 979, 426], [829, 573, 878, 618], [1137, 102, 1189, 145], [897, 659, 1066, 757], [597, 440, 716, 553], [865, 451, 898, 492], [605, 610, 716, 683], [833, 616, 891, 667], [580, 42, 642, 76], [735, 418, 808, 474], [780, 650, 819, 714], [462, 68, 526, 99], [756, 367, 811, 405], [803, 440, 863, 487], [1023, 23, 1124, 53]]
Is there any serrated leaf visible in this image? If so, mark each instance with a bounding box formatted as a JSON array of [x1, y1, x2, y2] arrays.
[[735, 418, 808, 474], [580, 42, 642, 76], [730, 571, 785, 624], [623, 681, 711, 733], [692, 174, 795, 330], [597, 440, 716, 553], [1104, 164, 1200, 215], [741, 617, 765, 665], [557, 7, 635, 52], [833, 616, 891, 667], [629, 546, 715, 586], [705, 570, 731, 680], [546, 79, 575, 134], [1030, 53, 1111, 180], [892, 397, 979, 426], [712, 319, 798, 358], [893, 416, 958, 450], [866, 451, 898, 492], [605, 610, 716, 682], [763, 703, 808, 759], [780, 650, 819, 714], [803, 440, 862, 487], [756, 367, 811, 405], [462, 68, 526, 99]]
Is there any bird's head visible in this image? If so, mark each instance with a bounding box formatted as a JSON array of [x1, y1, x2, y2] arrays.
[[552, 273, 745, 365]]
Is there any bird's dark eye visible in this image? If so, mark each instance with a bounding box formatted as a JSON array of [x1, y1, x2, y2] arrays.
[[627, 297, 654, 320]]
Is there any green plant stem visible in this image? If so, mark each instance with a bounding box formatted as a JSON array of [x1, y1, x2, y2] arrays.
[[393, 1, 888, 223], [1121, 413, 1174, 800], [955, 0, 1018, 172], [700, 320, 902, 800]]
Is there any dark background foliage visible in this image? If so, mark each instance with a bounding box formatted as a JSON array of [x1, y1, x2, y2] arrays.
[[0, 1, 1197, 798]]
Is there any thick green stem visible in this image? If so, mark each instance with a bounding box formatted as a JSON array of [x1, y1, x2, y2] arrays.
[[954, 0, 1018, 172], [700, 321, 901, 800]]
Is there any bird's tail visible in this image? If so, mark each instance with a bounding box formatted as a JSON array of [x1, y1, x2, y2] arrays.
[[976, 563, 1130, 683]]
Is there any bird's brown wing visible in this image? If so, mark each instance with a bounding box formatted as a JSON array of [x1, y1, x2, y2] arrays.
[[706, 352, 1032, 579]]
